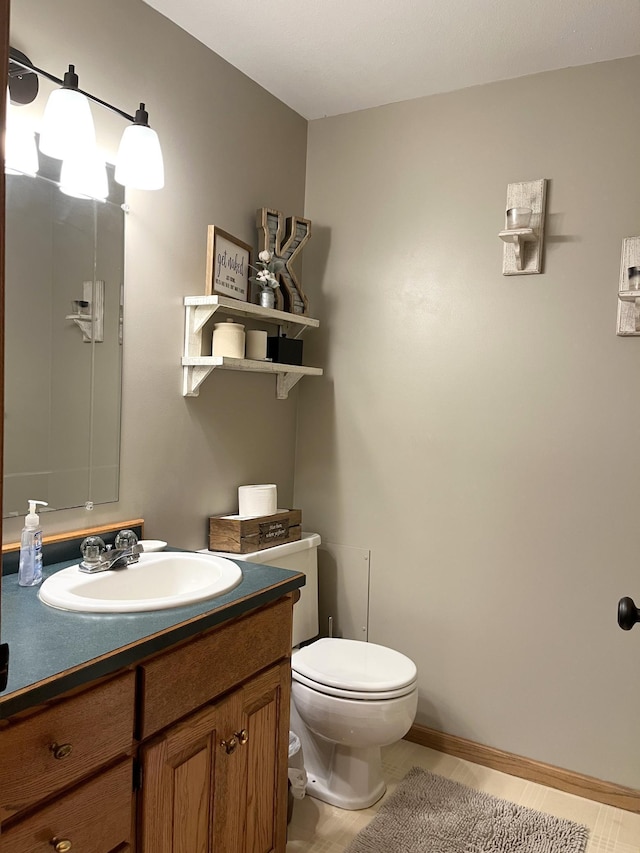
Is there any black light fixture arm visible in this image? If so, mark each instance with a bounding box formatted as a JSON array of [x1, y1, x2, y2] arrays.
[[8, 48, 136, 123]]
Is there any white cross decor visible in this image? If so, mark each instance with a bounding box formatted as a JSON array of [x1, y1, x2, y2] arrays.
[[257, 208, 311, 315]]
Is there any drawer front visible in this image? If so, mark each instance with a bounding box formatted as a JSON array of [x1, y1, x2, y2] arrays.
[[0, 759, 132, 853], [139, 595, 293, 738], [0, 671, 135, 820]]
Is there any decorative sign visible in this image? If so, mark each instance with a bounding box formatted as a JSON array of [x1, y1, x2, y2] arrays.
[[205, 226, 252, 301], [257, 208, 311, 314], [258, 518, 290, 545]]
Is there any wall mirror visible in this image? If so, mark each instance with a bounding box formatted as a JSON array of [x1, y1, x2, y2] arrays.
[[3, 151, 125, 518]]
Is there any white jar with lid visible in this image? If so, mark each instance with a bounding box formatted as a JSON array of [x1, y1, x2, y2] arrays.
[[212, 319, 245, 358]]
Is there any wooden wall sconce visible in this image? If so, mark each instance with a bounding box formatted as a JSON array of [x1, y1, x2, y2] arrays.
[[617, 236, 640, 336], [499, 179, 548, 275]]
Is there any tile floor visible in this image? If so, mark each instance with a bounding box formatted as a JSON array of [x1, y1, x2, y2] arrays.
[[286, 739, 640, 853]]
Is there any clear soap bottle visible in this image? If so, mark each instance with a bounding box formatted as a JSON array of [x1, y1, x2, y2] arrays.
[[18, 499, 48, 587]]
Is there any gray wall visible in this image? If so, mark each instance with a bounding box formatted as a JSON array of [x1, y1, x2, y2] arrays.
[[296, 58, 640, 789], [6, 0, 308, 543]]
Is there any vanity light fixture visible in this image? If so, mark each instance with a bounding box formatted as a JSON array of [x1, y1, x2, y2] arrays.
[[7, 47, 165, 194]]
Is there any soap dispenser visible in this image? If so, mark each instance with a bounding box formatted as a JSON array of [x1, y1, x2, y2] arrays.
[[18, 499, 48, 587]]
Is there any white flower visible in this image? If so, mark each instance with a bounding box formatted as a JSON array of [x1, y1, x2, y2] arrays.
[[258, 250, 272, 263], [256, 270, 279, 288]]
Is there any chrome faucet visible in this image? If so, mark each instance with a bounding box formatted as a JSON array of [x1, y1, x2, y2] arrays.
[[79, 530, 143, 574]]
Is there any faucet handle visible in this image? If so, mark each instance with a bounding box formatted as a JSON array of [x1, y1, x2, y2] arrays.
[[115, 529, 139, 550], [80, 536, 106, 568]]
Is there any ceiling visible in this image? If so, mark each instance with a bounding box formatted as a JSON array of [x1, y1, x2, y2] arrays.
[[143, 0, 640, 120]]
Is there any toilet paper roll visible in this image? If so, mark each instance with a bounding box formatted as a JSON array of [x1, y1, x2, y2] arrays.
[[246, 329, 268, 360], [238, 484, 277, 517]]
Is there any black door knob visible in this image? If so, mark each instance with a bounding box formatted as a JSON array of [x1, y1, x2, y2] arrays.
[[618, 597, 640, 630]]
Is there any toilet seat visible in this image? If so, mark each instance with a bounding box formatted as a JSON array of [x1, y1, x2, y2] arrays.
[[292, 669, 417, 700], [292, 638, 417, 701]]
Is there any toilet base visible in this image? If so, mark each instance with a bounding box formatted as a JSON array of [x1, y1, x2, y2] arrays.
[[290, 664, 418, 811], [304, 744, 387, 810], [291, 697, 387, 810]]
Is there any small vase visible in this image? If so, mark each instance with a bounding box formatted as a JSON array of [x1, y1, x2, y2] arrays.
[[259, 289, 275, 309]]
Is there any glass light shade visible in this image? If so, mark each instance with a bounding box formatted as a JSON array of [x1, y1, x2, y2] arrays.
[[39, 87, 96, 160], [5, 91, 39, 176], [115, 124, 164, 190], [59, 149, 108, 202]]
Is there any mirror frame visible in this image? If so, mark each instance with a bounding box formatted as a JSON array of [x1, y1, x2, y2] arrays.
[[1, 0, 9, 678]]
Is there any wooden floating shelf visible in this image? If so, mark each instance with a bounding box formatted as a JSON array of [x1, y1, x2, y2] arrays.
[[182, 356, 322, 399], [184, 295, 319, 340], [182, 294, 323, 398]]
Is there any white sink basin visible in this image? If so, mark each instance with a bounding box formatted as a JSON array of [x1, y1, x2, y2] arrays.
[[38, 552, 243, 613]]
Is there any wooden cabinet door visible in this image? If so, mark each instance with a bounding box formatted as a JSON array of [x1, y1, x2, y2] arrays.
[[139, 661, 290, 853], [224, 663, 291, 853], [139, 696, 231, 853]]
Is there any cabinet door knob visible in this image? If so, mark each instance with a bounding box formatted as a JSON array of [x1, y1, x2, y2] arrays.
[[235, 729, 249, 746], [51, 839, 72, 853], [49, 742, 73, 760], [221, 735, 238, 754]]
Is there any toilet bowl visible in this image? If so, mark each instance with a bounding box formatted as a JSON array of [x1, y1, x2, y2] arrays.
[[206, 533, 418, 810], [290, 637, 418, 809]]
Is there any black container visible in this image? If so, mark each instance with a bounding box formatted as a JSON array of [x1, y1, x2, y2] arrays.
[[267, 335, 303, 366]]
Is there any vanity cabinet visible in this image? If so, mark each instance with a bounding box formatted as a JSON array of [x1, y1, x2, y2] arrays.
[[0, 593, 295, 853], [0, 671, 135, 853], [137, 595, 292, 853], [139, 663, 289, 853]]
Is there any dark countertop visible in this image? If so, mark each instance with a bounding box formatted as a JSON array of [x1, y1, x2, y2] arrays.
[[0, 552, 304, 719]]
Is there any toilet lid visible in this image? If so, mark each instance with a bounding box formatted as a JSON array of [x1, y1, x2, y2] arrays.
[[291, 638, 417, 694]]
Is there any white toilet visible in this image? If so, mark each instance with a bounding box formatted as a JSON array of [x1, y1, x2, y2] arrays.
[[215, 533, 418, 810], [290, 636, 417, 808]]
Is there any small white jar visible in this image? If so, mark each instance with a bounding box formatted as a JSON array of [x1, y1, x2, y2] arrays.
[[212, 319, 245, 358]]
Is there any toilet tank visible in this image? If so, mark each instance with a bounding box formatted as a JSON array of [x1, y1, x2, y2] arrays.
[[210, 533, 320, 647]]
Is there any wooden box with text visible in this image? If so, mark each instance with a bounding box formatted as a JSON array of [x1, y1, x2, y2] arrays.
[[208, 509, 302, 553]]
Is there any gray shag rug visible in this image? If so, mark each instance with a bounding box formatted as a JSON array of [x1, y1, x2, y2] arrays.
[[345, 768, 589, 853]]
